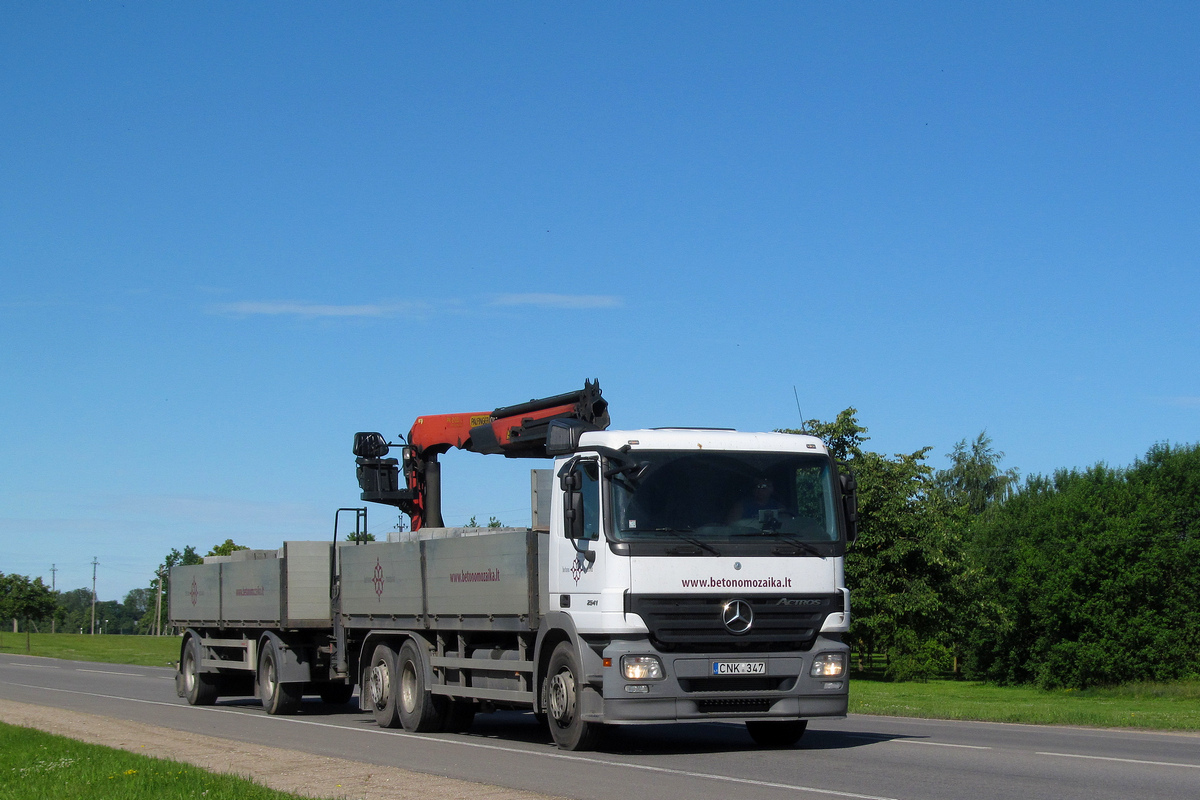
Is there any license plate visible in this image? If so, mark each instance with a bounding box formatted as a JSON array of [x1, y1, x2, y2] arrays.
[[712, 661, 766, 676]]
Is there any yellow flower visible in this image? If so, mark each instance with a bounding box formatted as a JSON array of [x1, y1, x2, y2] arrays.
[[124, 769, 138, 775]]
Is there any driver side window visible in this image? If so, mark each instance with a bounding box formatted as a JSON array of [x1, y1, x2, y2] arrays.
[[579, 459, 601, 540]]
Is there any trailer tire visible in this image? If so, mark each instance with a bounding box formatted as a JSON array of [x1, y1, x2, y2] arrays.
[[182, 638, 219, 706], [397, 640, 446, 732], [317, 682, 355, 706], [745, 719, 807, 747], [367, 644, 402, 728], [259, 640, 302, 715], [545, 642, 600, 751]]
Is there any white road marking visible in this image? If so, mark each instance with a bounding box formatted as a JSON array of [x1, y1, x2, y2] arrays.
[[1038, 751, 1200, 770], [77, 669, 145, 677], [5, 682, 901, 800], [894, 740, 991, 750], [3, 663, 59, 669]]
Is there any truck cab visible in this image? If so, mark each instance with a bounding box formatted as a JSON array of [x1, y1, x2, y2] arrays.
[[540, 426, 853, 747]]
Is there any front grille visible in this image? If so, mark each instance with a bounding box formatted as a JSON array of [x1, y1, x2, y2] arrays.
[[627, 594, 841, 652], [696, 698, 773, 714]]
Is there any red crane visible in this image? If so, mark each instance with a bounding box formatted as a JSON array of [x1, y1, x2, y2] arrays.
[[354, 380, 609, 530]]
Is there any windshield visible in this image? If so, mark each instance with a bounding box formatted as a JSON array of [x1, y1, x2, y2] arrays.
[[608, 450, 842, 555]]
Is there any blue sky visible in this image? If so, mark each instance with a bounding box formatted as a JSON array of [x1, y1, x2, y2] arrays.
[[2, 2, 1197, 602]]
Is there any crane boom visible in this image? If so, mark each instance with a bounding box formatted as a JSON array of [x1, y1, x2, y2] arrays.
[[354, 380, 609, 530]]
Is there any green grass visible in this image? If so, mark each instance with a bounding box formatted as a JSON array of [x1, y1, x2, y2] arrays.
[[0, 633, 180, 667], [850, 676, 1200, 731], [0, 721, 318, 800]]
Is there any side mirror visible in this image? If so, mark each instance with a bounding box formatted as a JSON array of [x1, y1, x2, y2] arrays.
[[839, 468, 860, 543]]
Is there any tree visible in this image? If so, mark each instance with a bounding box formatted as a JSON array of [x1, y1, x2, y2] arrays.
[[206, 539, 249, 557], [0, 573, 57, 633], [782, 410, 967, 679], [965, 443, 1200, 688], [931, 432, 1019, 515]]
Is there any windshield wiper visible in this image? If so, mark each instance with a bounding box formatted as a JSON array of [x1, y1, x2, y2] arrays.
[[645, 528, 720, 556], [731, 530, 823, 557], [770, 537, 823, 557]]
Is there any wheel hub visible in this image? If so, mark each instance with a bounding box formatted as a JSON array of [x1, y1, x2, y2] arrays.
[[370, 663, 391, 709], [548, 669, 576, 723]]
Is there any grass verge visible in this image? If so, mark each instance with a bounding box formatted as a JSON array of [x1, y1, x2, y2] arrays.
[[0, 721, 317, 800], [850, 676, 1200, 731], [0, 632, 180, 667]]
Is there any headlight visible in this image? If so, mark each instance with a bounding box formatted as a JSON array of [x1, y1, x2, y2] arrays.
[[621, 655, 664, 681], [810, 652, 846, 678]]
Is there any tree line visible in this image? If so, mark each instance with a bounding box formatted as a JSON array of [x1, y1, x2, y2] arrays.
[[1, 539, 248, 636], [785, 409, 1200, 688]]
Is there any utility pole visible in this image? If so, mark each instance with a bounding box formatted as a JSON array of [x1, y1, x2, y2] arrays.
[[50, 564, 57, 634], [153, 567, 164, 636], [90, 557, 99, 636]]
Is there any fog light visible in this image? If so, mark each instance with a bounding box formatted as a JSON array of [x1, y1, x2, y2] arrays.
[[621, 655, 664, 681], [625, 684, 650, 693], [823, 681, 844, 690], [810, 652, 846, 678]]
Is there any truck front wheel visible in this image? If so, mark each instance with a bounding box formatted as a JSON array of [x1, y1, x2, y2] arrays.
[[367, 644, 401, 728], [546, 642, 600, 751], [259, 640, 302, 715], [746, 719, 807, 747], [397, 640, 446, 732], [182, 637, 219, 706]]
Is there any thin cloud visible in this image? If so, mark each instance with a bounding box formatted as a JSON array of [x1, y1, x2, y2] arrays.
[[211, 301, 418, 318], [490, 293, 623, 309], [1162, 396, 1200, 408]]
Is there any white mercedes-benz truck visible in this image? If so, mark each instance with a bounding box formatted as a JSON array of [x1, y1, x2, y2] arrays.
[[171, 382, 858, 750]]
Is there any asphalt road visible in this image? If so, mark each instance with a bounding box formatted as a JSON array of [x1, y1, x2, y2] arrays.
[[2, 653, 1197, 800]]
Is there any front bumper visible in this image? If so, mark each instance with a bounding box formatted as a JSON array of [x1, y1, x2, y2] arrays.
[[595, 634, 849, 723]]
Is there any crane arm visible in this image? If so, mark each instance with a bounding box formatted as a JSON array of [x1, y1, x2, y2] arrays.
[[354, 380, 609, 530]]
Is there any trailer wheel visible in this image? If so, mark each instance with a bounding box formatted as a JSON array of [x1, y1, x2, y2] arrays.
[[545, 642, 600, 751], [397, 640, 447, 732], [259, 640, 302, 715], [317, 682, 355, 706], [367, 644, 402, 728], [182, 637, 219, 706], [745, 720, 807, 747]]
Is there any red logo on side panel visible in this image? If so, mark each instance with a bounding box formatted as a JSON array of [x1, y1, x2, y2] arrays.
[[372, 558, 385, 601], [189, 577, 199, 606]]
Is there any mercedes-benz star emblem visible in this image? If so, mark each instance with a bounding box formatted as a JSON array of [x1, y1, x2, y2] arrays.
[[721, 599, 754, 635]]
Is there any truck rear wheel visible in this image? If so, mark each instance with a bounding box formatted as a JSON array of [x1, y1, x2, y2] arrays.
[[546, 642, 600, 751], [746, 719, 807, 747], [397, 640, 446, 732], [367, 644, 402, 727], [182, 637, 219, 706], [259, 640, 302, 715]]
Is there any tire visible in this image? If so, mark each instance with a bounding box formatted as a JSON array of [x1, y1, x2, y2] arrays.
[[397, 640, 447, 732], [181, 637, 219, 706], [367, 644, 401, 728], [545, 642, 600, 751], [317, 682, 355, 706], [746, 719, 808, 747], [259, 640, 303, 715]]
